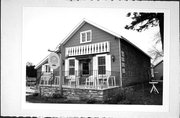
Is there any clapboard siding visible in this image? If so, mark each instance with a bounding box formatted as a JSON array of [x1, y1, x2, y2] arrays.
[[121, 39, 151, 87], [62, 22, 120, 73]]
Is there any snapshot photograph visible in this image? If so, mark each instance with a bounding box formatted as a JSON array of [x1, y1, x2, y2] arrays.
[[24, 7, 163, 105]]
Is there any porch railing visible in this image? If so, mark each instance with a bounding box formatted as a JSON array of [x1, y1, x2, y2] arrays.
[[37, 70, 120, 89], [62, 70, 120, 89], [38, 72, 60, 87], [65, 41, 110, 57]]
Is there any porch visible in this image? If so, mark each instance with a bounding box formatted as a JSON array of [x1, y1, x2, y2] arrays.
[[38, 70, 120, 101], [62, 70, 120, 90], [39, 70, 120, 90]]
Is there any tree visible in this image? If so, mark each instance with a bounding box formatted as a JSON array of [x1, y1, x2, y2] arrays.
[[125, 12, 164, 50], [26, 62, 37, 77], [148, 45, 163, 64]]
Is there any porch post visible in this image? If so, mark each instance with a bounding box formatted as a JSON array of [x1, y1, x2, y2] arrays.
[[119, 38, 122, 87], [59, 46, 62, 95], [48, 46, 63, 95]]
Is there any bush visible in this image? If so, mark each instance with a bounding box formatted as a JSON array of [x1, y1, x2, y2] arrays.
[[86, 99, 98, 104], [52, 93, 63, 99], [32, 92, 39, 97]]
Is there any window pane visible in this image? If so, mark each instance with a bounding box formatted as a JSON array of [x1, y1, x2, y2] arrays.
[[69, 68, 75, 75], [98, 56, 105, 65], [122, 68, 125, 73], [81, 33, 86, 42], [121, 51, 124, 57], [98, 56, 106, 74], [87, 32, 91, 41], [122, 62, 125, 67], [69, 59, 75, 66], [98, 66, 106, 74]]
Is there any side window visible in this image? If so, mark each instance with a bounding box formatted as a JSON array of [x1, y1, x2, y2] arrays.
[[69, 59, 75, 75], [121, 51, 126, 75], [98, 56, 106, 74]]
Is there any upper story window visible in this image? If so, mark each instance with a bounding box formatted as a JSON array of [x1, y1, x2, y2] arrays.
[[80, 30, 92, 44]]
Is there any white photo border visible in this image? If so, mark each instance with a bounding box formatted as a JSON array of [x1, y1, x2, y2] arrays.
[[1, 0, 179, 117]]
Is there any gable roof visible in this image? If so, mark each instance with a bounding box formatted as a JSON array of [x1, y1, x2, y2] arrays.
[[34, 54, 49, 69], [57, 18, 151, 58], [58, 18, 123, 46], [35, 19, 151, 69], [152, 57, 163, 68]]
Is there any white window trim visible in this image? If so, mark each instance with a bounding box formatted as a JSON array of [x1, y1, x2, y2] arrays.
[[96, 54, 111, 76], [80, 30, 92, 44], [65, 57, 79, 76], [42, 64, 53, 74]]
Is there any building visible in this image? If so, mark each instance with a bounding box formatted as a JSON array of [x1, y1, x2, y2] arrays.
[[153, 59, 163, 80], [35, 19, 151, 101]]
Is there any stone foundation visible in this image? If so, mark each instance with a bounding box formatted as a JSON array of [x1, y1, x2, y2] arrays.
[[39, 86, 61, 97], [39, 86, 121, 101], [39, 84, 141, 102]]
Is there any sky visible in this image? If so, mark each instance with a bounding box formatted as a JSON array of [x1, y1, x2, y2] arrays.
[[23, 7, 160, 65]]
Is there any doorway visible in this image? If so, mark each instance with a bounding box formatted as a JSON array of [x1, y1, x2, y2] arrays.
[[80, 59, 91, 76]]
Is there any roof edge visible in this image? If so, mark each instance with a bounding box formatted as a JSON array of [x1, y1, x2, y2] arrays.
[[34, 55, 49, 69]]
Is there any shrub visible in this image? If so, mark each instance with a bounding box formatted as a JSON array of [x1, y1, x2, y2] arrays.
[[32, 92, 39, 97], [86, 99, 98, 104], [52, 93, 63, 99]]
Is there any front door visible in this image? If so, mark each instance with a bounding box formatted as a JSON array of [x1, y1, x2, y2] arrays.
[[80, 59, 91, 76], [82, 62, 89, 75]]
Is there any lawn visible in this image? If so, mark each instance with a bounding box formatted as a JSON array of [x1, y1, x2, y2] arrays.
[[26, 83, 163, 105]]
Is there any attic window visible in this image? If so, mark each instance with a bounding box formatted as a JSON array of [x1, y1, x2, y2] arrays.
[[80, 30, 92, 43]]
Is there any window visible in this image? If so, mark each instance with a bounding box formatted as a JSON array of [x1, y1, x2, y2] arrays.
[[45, 65, 50, 72], [80, 30, 92, 43], [42, 64, 52, 73], [69, 59, 75, 75], [98, 56, 106, 74], [122, 68, 125, 73], [121, 51, 124, 57], [122, 62, 125, 67]]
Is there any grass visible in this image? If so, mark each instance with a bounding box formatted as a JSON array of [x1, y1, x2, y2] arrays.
[[26, 83, 163, 105], [118, 83, 163, 105]]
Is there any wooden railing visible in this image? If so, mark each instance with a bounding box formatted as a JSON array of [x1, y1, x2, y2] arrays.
[[65, 41, 110, 56]]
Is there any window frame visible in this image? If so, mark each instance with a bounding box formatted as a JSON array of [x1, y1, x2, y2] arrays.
[[80, 30, 92, 44], [69, 59, 75, 75], [98, 56, 106, 75]]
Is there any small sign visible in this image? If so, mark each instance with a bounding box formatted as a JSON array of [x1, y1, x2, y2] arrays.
[[48, 52, 60, 69]]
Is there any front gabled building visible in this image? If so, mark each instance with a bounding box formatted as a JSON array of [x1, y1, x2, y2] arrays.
[[35, 19, 151, 101]]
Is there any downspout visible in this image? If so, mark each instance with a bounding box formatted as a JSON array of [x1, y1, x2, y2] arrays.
[[118, 38, 122, 87]]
